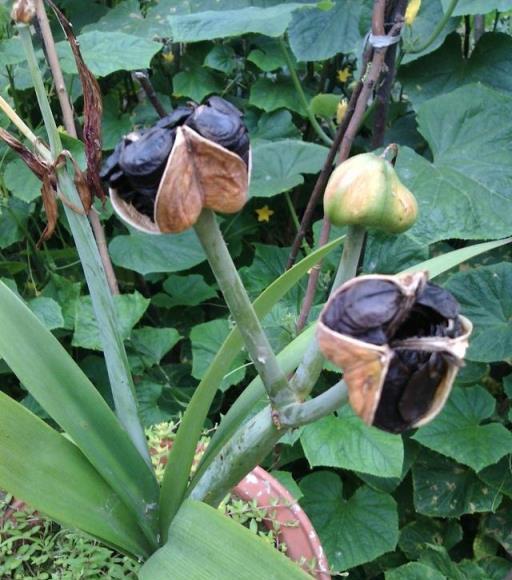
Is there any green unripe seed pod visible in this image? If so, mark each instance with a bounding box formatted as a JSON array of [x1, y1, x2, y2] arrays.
[[324, 151, 418, 234]]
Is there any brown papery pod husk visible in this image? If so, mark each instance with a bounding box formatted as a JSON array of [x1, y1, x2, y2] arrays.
[[110, 126, 250, 234], [155, 126, 249, 233], [393, 322, 472, 428], [317, 272, 472, 430]]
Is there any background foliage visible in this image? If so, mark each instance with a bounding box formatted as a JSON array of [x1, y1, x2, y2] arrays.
[[0, 0, 512, 577]]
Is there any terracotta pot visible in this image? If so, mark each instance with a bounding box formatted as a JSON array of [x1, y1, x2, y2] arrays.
[[150, 436, 330, 577], [234, 466, 330, 579]]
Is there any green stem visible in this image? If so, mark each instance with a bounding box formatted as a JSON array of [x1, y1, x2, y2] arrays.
[[284, 192, 311, 255], [18, 25, 152, 470], [194, 210, 294, 408], [190, 381, 349, 506], [279, 38, 333, 147], [289, 225, 366, 400], [18, 25, 60, 156], [189, 227, 365, 505], [159, 210, 294, 538], [406, 0, 459, 55], [190, 407, 281, 506], [280, 380, 348, 427]]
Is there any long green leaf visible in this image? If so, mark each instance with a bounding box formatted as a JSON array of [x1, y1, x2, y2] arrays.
[[159, 235, 345, 537], [0, 282, 159, 548], [0, 393, 151, 558], [19, 24, 150, 474], [403, 237, 512, 277], [193, 237, 512, 488], [141, 500, 309, 579]]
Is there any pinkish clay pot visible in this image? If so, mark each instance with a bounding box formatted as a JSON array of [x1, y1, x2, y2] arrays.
[[234, 466, 331, 579]]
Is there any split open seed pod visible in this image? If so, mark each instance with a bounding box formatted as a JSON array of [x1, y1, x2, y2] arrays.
[[102, 97, 251, 234], [317, 272, 472, 433]]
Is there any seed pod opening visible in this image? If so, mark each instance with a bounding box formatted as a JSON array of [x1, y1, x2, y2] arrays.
[[100, 97, 251, 234], [317, 272, 472, 433]]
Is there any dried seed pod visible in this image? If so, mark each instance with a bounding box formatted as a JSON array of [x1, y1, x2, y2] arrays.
[[101, 97, 251, 234], [324, 151, 418, 234], [11, 0, 35, 24], [317, 272, 472, 433]]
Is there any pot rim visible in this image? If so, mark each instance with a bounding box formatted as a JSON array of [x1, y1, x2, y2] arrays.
[[234, 465, 331, 579]]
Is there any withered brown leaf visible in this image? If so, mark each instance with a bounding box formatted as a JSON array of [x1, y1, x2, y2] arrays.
[[0, 128, 91, 245], [45, 0, 104, 201]]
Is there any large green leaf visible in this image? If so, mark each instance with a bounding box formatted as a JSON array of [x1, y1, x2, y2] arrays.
[[130, 327, 182, 368], [162, 274, 217, 308], [300, 407, 404, 478], [247, 37, 288, 72], [4, 158, 41, 203], [399, 516, 462, 560], [73, 292, 150, 350], [478, 456, 512, 500], [249, 77, 311, 117], [168, 4, 309, 42], [441, 0, 511, 15], [0, 198, 32, 250], [482, 501, 512, 556], [0, 37, 26, 68], [173, 67, 223, 101], [56, 31, 162, 77], [396, 85, 512, 244], [81, 0, 145, 36], [385, 563, 446, 580], [109, 228, 206, 275], [241, 244, 303, 301], [249, 139, 328, 197], [412, 449, 502, 517], [102, 97, 133, 151], [140, 500, 309, 579], [0, 282, 159, 545], [402, 0, 458, 63], [363, 232, 429, 274], [413, 387, 512, 471], [41, 273, 81, 331], [288, 0, 364, 61], [204, 44, 237, 74], [356, 439, 419, 493], [301, 472, 399, 571], [160, 235, 345, 536], [400, 33, 512, 107], [190, 319, 247, 391], [249, 110, 301, 141], [445, 262, 512, 362], [0, 393, 150, 558], [28, 297, 64, 331], [413, 387, 512, 472]]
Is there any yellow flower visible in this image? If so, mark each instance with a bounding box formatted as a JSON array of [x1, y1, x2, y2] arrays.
[[336, 67, 351, 84], [162, 50, 175, 64], [405, 0, 421, 26], [255, 205, 274, 222], [336, 98, 348, 124]]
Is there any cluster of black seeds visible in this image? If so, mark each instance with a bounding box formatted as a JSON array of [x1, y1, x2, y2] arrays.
[[99, 96, 250, 219], [323, 280, 464, 433]]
